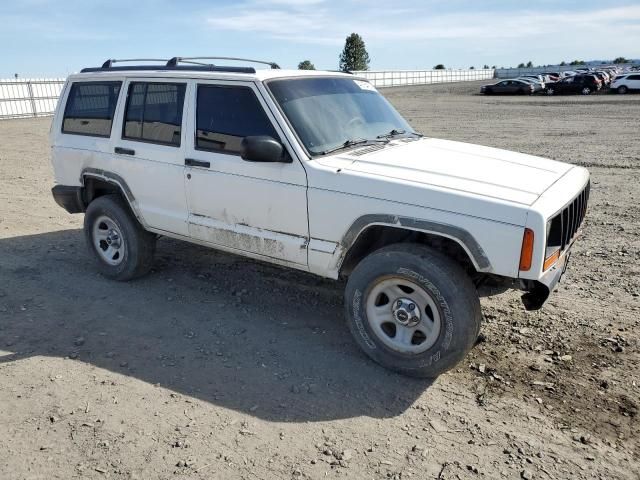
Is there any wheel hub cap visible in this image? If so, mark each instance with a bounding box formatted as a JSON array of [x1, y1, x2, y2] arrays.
[[92, 215, 125, 266], [365, 278, 442, 354], [392, 298, 421, 327], [105, 231, 121, 248]]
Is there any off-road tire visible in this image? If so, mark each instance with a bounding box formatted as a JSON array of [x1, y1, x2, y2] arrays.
[[344, 243, 481, 378], [84, 194, 156, 281]]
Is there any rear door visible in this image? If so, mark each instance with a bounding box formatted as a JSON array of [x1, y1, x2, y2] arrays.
[[111, 79, 191, 236], [183, 80, 309, 267]]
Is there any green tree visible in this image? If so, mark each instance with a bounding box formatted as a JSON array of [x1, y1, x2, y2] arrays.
[[613, 57, 629, 64], [297, 60, 315, 70], [433, 64, 445, 70], [339, 33, 370, 72], [569, 60, 585, 66], [469, 66, 475, 69], [526, 61, 533, 68], [517, 63, 525, 68], [483, 64, 490, 69], [559, 61, 566, 66]]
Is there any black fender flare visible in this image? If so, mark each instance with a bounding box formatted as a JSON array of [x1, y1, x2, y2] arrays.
[[80, 168, 148, 228], [338, 214, 492, 272]]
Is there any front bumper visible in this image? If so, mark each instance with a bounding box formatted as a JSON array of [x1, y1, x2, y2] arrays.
[[521, 250, 570, 310]]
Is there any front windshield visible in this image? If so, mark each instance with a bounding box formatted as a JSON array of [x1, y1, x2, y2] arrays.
[[267, 77, 415, 155]]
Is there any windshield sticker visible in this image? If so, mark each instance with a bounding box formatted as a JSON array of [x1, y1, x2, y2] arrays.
[[354, 80, 376, 91]]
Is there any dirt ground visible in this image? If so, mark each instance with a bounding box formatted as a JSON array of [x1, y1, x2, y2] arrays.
[[0, 81, 638, 480]]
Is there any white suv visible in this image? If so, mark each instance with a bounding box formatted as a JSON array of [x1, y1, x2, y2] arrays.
[[611, 73, 640, 94], [50, 57, 590, 377]]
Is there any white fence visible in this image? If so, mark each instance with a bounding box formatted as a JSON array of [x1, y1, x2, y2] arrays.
[[0, 69, 495, 120], [0, 78, 65, 119], [352, 69, 494, 88]]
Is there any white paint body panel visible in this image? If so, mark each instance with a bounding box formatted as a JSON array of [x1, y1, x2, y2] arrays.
[[182, 79, 308, 266], [50, 69, 590, 287]]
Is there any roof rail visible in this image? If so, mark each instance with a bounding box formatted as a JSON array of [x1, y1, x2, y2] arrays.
[[81, 57, 258, 74], [166, 56, 280, 69], [101, 58, 169, 68]]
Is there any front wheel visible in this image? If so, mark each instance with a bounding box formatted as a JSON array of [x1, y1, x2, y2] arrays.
[[84, 195, 156, 281], [546, 87, 555, 95], [581, 87, 592, 95], [617, 86, 628, 94], [344, 244, 481, 378]]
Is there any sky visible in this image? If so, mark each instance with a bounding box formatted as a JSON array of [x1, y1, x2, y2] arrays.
[[1, 0, 639, 77]]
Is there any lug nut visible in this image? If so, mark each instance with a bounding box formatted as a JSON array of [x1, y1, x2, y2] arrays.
[[408, 303, 415, 311]]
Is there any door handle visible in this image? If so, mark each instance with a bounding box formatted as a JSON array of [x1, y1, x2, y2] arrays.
[[114, 147, 135, 155], [185, 158, 210, 168]]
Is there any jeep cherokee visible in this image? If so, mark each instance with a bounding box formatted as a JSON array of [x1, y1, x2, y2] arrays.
[[50, 57, 590, 377]]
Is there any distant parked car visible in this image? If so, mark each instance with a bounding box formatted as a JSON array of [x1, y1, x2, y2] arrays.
[[519, 76, 546, 89], [480, 79, 536, 95], [542, 72, 561, 81], [611, 73, 640, 93], [545, 75, 600, 95], [591, 71, 609, 86], [516, 77, 545, 91]]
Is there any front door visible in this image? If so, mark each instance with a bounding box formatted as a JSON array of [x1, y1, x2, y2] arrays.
[[183, 80, 309, 267]]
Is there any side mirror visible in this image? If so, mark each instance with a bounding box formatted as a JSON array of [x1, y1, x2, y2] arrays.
[[240, 136, 290, 163]]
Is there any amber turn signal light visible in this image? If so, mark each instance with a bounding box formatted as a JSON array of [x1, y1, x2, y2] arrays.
[[543, 250, 561, 271], [519, 228, 535, 271]]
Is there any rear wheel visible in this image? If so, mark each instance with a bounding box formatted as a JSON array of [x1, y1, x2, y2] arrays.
[[84, 195, 156, 281], [546, 87, 555, 95], [581, 87, 592, 95], [617, 85, 628, 94], [344, 244, 481, 378]]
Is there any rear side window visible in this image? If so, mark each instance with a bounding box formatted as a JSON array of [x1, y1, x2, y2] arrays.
[[62, 82, 122, 137], [629, 75, 640, 80], [123, 82, 186, 146], [196, 85, 278, 155]]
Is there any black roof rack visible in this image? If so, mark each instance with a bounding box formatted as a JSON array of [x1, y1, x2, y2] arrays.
[[80, 56, 280, 74]]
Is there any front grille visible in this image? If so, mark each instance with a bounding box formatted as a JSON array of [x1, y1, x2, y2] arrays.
[[546, 181, 590, 253]]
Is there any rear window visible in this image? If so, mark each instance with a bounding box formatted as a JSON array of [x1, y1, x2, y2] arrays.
[[123, 82, 186, 146], [62, 82, 122, 137]]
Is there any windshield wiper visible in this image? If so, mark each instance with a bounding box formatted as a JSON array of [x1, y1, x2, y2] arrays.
[[320, 138, 387, 155], [376, 129, 424, 140]]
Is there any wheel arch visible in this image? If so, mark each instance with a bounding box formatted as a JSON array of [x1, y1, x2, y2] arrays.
[[79, 168, 147, 228], [337, 215, 492, 278]]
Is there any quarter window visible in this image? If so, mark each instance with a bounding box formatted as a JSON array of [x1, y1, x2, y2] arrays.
[[123, 82, 186, 146], [196, 85, 278, 154], [62, 82, 121, 137]]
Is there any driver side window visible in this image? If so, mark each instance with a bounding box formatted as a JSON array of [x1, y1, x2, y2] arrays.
[[196, 85, 279, 155]]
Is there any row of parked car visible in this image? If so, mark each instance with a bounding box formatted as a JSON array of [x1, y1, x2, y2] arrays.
[[480, 66, 640, 96]]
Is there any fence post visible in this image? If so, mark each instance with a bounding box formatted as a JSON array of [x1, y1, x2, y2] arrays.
[[26, 81, 38, 118]]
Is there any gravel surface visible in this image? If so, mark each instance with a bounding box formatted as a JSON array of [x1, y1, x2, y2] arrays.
[[0, 81, 638, 479]]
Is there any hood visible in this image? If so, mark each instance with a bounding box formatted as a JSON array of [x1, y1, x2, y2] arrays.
[[315, 138, 573, 206]]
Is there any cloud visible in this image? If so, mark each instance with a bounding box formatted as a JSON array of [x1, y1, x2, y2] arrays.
[[204, 2, 640, 47]]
